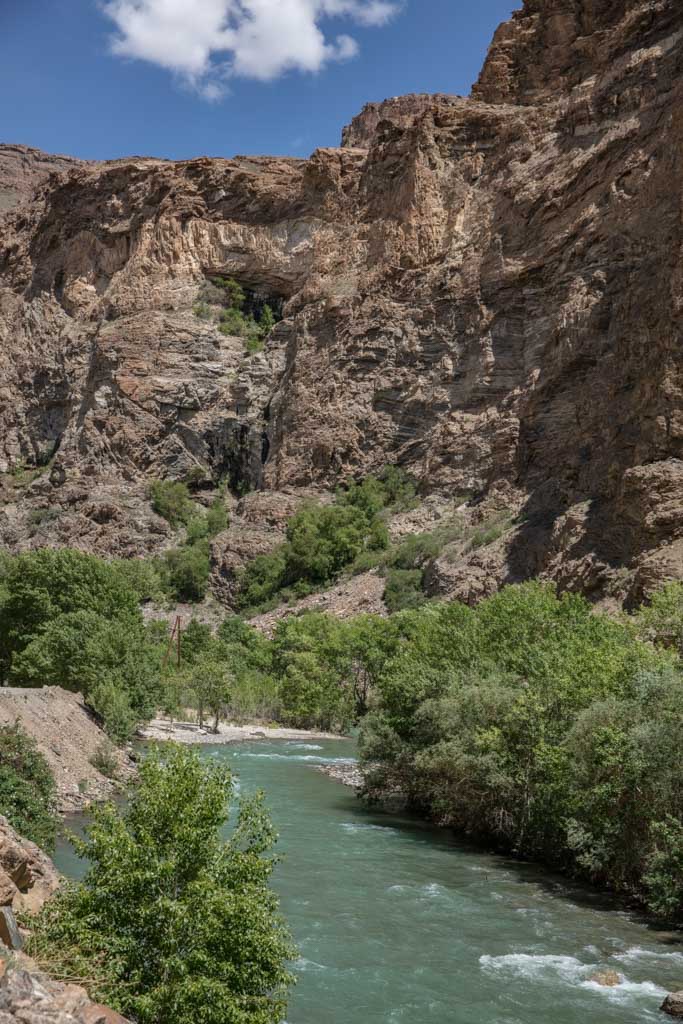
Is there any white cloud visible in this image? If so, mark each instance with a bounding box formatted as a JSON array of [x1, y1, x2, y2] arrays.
[[101, 0, 401, 97]]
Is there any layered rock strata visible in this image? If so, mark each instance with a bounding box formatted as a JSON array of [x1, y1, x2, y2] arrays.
[[0, 0, 681, 605]]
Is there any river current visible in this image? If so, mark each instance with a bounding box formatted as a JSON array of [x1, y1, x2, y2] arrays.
[[54, 738, 683, 1023]]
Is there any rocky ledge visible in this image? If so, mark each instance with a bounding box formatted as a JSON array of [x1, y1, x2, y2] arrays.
[[0, 816, 59, 919], [0, 962, 129, 1024]]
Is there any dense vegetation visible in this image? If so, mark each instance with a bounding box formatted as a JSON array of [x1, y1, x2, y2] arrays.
[[0, 723, 57, 851], [0, 545, 395, 736], [0, 548, 168, 740], [236, 469, 417, 614], [3, 474, 682, 922], [29, 745, 294, 1024], [358, 582, 683, 922], [149, 479, 229, 602]]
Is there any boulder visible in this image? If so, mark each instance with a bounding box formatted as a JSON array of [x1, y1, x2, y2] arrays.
[[588, 970, 621, 988], [662, 992, 683, 1019]]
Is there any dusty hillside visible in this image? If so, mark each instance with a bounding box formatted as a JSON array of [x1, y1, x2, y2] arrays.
[[0, 688, 135, 812], [0, 0, 681, 607]]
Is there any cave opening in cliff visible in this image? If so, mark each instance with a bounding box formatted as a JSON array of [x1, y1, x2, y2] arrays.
[[198, 273, 285, 327]]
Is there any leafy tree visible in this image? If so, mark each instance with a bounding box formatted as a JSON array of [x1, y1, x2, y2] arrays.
[[0, 723, 56, 851], [28, 746, 295, 1023], [10, 610, 161, 740], [644, 816, 683, 921], [180, 619, 214, 665], [186, 658, 234, 731], [0, 548, 140, 682]]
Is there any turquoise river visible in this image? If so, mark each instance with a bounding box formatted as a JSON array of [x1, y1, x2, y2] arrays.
[[54, 738, 683, 1024]]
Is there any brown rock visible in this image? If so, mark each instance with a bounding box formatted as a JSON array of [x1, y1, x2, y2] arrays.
[[79, 1005, 130, 1024], [0, 816, 59, 914], [0, 909, 21, 952], [588, 970, 621, 988], [662, 992, 683, 1019], [0, 966, 131, 1024], [0, 870, 16, 909]]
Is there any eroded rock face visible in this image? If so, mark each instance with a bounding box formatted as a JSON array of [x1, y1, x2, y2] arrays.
[[1, 0, 682, 605], [0, 145, 84, 215], [0, 816, 59, 915]]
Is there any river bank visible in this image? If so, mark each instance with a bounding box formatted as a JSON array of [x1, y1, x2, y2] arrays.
[[138, 718, 349, 745]]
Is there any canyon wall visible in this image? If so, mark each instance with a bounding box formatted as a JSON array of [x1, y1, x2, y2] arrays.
[[0, 0, 681, 605]]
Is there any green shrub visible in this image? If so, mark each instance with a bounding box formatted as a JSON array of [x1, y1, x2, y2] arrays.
[[111, 558, 165, 604], [150, 480, 194, 527], [28, 745, 295, 1024], [206, 497, 229, 536], [90, 741, 119, 780], [377, 466, 419, 511], [161, 542, 210, 603], [635, 581, 683, 654], [245, 335, 265, 355], [211, 276, 246, 308], [0, 723, 56, 851], [236, 499, 389, 613], [260, 304, 276, 334], [193, 301, 212, 321], [383, 569, 427, 613], [467, 512, 513, 550]]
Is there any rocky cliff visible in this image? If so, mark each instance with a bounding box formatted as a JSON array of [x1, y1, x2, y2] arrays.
[[0, 0, 681, 607]]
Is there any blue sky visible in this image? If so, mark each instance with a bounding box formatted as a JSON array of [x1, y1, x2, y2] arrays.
[[0, 1, 517, 161]]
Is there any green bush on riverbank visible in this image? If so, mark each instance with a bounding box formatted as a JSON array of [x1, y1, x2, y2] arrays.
[[358, 582, 683, 922], [28, 745, 295, 1024]]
